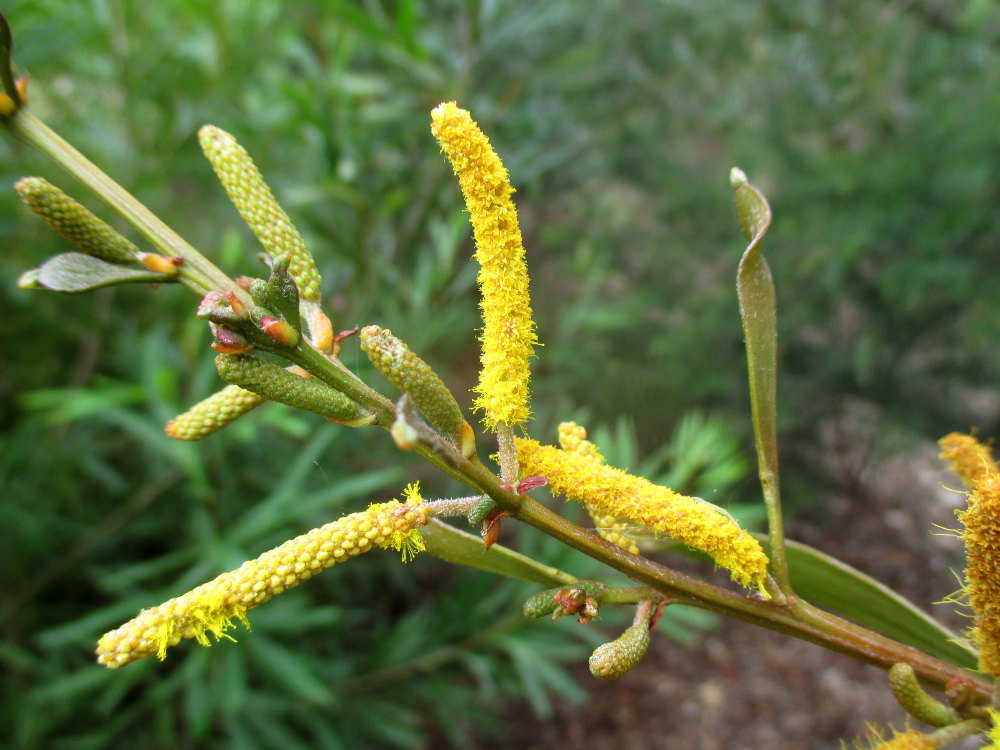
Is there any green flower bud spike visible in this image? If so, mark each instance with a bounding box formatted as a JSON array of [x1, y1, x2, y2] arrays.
[[360, 325, 468, 444], [166, 385, 265, 441], [198, 125, 321, 303], [589, 602, 654, 680], [16, 176, 141, 265], [264, 254, 300, 330], [215, 353, 372, 427], [888, 663, 962, 729]]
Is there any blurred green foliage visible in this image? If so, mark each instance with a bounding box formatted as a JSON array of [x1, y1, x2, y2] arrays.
[[3, 1, 1000, 747]]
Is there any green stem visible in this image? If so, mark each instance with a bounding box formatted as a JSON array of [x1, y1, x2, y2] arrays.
[[7, 109, 239, 297]]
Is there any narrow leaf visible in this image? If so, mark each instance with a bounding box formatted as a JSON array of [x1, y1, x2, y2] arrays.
[[35, 252, 171, 292], [778, 537, 978, 670], [732, 167, 788, 589], [421, 519, 576, 587]]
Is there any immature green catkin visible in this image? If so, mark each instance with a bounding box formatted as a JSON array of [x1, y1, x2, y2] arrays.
[[215, 353, 370, 426], [588, 625, 651, 680], [15, 177, 140, 265], [887, 663, 960, 728], [198, 126, 321, 302], [360, 325, 465, 438], [166, 385, 265, 441]]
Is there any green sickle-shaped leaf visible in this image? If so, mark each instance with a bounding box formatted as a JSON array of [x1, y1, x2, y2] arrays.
[[732, 167, 789, 592], [777, 537, 979, 671], [34, 252, 173, 292], [421, 519, 577, 587]]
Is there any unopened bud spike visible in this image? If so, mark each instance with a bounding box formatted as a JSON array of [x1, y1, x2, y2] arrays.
[[215, 353, 371, 426], [198, 125, 322, 302], [166, 385, 265, 441], [588, 625, 651, 680], [360, 325, 465, 440], [16, 177, 141, 265], [888, 663, 961, 728]]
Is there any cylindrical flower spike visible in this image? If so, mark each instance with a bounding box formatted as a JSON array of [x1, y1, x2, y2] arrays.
[[558, 422, 640, 555], [957, 471, 1000, 675], [360, 325, 465, 439], [515, 438, 770, 592], [215, 353, 372, 426], [165, 384, 265, 441], [198, 125, 322, 302], [15, 176, 140, 265], [96, 489, 430, 668], [887, 663, 961, 728], [589, 625, 651, 680], [867, 730, 935, 749], [430, 102, 537, 428], [939, 432, 999, 489]]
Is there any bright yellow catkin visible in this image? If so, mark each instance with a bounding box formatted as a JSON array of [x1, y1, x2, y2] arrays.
[[868, 730, 934, 750], [96, 488, 429, 668], [558, 422, 640, 555], [515, 438, 769, 592], [198, 125, 322, 302], [939, 432, 999, 489], [165, 384, 265, 441], [430, 102, 537, 428], [958, 471, 1000, 675]]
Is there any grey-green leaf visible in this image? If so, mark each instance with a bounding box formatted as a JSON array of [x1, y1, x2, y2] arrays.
[[35, 252, 171, 293], [780, 537, 979, 671], [421, 519, 577, 587]]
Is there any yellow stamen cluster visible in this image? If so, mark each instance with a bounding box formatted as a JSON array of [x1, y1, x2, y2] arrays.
[[165, 384, 264, 441], [558, 422, 639, 555], [16, 176, 140, 265], [96, 489, 429, 668], [515, 438, 769, 592], [868, 730, 934, 749], [198, 125, 322, 302], [939, 432, 998, 489], [430, 101, 537, 428], [958, 470, 1000, 675]]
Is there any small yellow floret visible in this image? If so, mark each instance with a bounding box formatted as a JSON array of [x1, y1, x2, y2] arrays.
[[96, 492, 429, 668], [515, 438, 769, 592], [958, 472, 1000, 675], [430, 101, 537, 428], [939, 432, 999, 489], [558, 422, 639, 554]]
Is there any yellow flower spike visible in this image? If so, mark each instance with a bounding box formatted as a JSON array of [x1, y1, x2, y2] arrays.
[[958, 471, 1000, 675], [515, 438, 769, 592], [868, 730, 935, 749], [939, 432, 999, 489], [96, 493, 429, 668], [558, 422, 639, 555], [430, 101, 538, 428], [165, 384, 265, 441]]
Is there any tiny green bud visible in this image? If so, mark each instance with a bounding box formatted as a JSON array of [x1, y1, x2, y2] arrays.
[[215, 353, 372, 426], [198, 125, 322, 302], [360, 325, 464, 438], [523, 588, 561, 619], [166, 385, 265, 441], [16, 177, 140, 265], [197, 291, 250, 325], [264, 254, 300, 330], [467, 495, 497, 527], [888, 663, 961, 728], [588, 625, 651, 680]]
